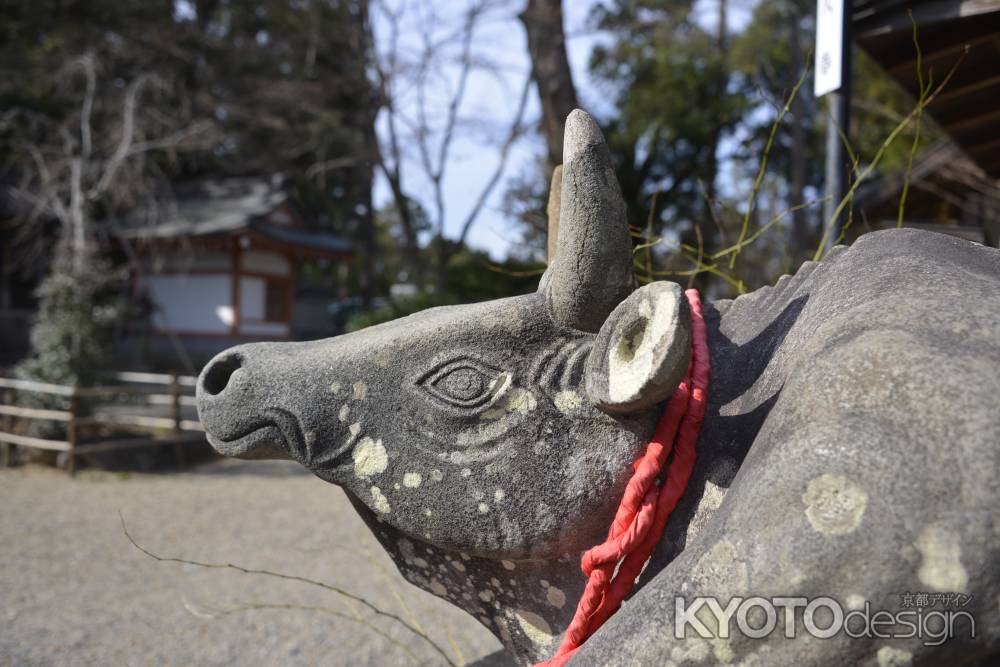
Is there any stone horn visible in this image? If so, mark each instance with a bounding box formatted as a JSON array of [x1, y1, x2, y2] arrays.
[[542, 109, 635, 333]]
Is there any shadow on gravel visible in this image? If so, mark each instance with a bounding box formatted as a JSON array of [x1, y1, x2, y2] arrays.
[[188, 458, 312, 478]]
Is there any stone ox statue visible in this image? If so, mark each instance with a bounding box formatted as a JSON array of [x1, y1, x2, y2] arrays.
[[197, 110, 1000, 666]]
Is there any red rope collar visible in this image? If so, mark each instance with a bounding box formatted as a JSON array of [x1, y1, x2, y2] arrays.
[[537, 288, 710, 667]]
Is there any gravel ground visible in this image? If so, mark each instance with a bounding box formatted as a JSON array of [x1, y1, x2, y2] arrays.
[[0, 459, 501, 667]]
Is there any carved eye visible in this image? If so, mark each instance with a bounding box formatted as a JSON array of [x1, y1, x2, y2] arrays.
[[419, 359, 506, 409]]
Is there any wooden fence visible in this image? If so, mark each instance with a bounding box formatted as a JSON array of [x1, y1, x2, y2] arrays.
[[0, 371, 204, 475]]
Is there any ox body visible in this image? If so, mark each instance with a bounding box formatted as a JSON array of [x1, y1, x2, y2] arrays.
[[197, 111, 1000, 665]]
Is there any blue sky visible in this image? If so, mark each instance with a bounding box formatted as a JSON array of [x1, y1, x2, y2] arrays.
[[370, 0, 759, 259]]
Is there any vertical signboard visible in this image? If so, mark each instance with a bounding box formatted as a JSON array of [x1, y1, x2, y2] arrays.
[[815, 0, 844, 96]]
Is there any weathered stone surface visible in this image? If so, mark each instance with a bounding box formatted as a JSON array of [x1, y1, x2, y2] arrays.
[[197, 108, 1000, 666], [574, 228, 1000, 666]]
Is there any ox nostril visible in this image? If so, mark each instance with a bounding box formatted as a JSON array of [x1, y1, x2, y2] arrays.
[[202, 354, 242, 396]]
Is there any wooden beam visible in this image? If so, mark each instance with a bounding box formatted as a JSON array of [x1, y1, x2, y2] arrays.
[[947, 109, 1000, 137], [966, 137, 1000, 155], [75, 414, 178, 429], [147, 394, 198, 407], [884, 32, 998, 76], [930, 73, 1000, 105], [0, 405, 73, 421], [856, 0, 1000, 38], [75, 385, 187, 397], [0, 432, 70, 451], [0, 377, 76, 396], [111, 371, 198, 386]]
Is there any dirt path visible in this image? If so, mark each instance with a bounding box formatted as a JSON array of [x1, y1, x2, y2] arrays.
[[0, 460, 501, 666]]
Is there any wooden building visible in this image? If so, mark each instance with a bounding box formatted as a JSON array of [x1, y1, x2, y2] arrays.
[[849, 1, 1000, 244], [114, 177, 353, 367]]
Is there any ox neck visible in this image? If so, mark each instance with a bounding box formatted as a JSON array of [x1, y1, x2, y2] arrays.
[[357, 506, 585, 664]]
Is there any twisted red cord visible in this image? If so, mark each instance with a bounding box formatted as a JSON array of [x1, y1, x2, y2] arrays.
[[535, 289, 710, 667]]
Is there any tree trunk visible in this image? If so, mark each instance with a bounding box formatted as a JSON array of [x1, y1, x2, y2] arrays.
[[519, 0, 579, 170], [692, 0, 727, 293], [356, 0, 378, 308]]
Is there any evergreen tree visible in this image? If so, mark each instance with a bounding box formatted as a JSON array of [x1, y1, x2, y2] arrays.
[[15, 245, 128, 388]]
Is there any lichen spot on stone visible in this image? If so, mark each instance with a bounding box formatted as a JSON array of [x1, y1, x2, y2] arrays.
[[802, 473, 867, 535], [329, 381, 343, 396], [352, 381, 368, 400], [461, 468, 472, 477], [370, 486, 391, 514], [915, 523, 968, 592], [403, 472, 422, 488], [430, 469, 444, 482], [477, 502, 489, 514], [353, 437, 388, 478], [494, 489, 505, 502], [546, 586, 566, 609], [338, 404, 350, 422], [373, 348, 391, 368], [846, 594, 866, 610], [423, 508, 433, 517], [876, 646, 913, 667], [691, 538, 748, 594], [514, 610, 554, 647], [481, 387, 537, 420], [553, 390, 582, 415], [348, 422, 361, 439], [430, 579, 447, 596], [502, 560, 516, 571]]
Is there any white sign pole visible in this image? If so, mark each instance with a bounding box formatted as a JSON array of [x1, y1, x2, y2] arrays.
[[817, 0, 853, 247], [815, 0, 845, 97]]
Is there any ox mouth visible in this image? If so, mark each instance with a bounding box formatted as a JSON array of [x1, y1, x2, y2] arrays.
[[204, 407, 306, 461], [206, 424, 292, 460], [204, 407, 356, 471]]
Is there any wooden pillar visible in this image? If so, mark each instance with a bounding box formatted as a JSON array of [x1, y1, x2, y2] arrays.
[[169, 371, 185, 468], [1, 388, 12, 467], [230, 238, 241, 336], [67, 391, 79, 477], [286, 251, 295, 340]]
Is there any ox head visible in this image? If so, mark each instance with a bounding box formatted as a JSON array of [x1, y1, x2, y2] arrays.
[[196, 110, 691, 563]]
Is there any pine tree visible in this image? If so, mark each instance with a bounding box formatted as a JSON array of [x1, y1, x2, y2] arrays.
[[15, 244, 128, 388]]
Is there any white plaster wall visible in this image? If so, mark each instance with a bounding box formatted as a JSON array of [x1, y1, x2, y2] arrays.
[[240, 277, 265, 320], [148, 275, 232, 334]]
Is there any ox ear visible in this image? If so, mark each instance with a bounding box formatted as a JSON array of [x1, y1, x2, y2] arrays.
[[585, 281, 691, 415]]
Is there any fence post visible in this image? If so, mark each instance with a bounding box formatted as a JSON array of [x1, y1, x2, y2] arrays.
[[1, 388, 12, 467], [67, 389, 79, 477], [169, 371, 185, 468]]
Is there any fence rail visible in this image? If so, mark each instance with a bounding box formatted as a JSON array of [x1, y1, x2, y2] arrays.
[[0, 372, 204, 475]]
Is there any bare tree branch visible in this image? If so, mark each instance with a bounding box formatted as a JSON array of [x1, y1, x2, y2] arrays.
[[457, 72, 532, 247]]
